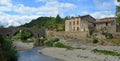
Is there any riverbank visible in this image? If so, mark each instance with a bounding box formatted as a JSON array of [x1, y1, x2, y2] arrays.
[[13, 41, 34, 51], [38, 46, 120, 61]]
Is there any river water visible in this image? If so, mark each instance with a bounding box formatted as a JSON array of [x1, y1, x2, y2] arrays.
[[18, 47, 60, 61]]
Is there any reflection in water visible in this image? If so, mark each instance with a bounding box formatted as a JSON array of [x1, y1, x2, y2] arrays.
[[18, 47, 60, 61]]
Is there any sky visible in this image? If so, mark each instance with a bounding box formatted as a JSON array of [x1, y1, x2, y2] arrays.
[[0, 0, 118, 27]]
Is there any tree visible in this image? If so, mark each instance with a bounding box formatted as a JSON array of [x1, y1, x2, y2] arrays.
[[0, 26, 4, 28], [56, 14, 62, 23], [0, 36, 18, 61], [118, 0, 120, 2], [116, 1, 120, 25], [20, 29, 32, 40]]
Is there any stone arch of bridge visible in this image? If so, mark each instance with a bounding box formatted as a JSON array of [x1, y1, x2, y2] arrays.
[[11, 28, 38, 39], [0, 27, 46, 46]]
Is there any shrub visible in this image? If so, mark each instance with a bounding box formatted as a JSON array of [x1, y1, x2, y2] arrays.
[[92, 49, 120, 56], [89, 29, 94, 35], [39, 38, 47, 45], [53, 38, 59, 42], [0, 36, 18, 61], [92, 37, 98, 43], [105, 32, 113, 39], [54, 42, 73, 50], [44, 40, 54, 47], [54, 42, 66, 48]]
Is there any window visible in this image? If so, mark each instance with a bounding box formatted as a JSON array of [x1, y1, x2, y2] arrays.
[[73, 27, 75, 31], [94, 24, 96, 27], [77, 21, 79, 25], [77, 27, 79, 31], [106, 23, 108, 26], [69, 22, 71, 25], [6, 34, 9, 36], [73, 21, 75, 25]]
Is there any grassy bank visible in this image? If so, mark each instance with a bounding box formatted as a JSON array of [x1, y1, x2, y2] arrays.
[[92, 49, 120, 56]]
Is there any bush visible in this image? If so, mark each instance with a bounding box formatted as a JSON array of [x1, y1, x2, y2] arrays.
[[92, 49, 120, 56], [54, 42, 73, 50], [89, 29, 94, 35], [39, 38, 47, 45], [92, 37, 98, 43], [0, 36, 18, 61], [105, 33, 113, 39], [52, 38, 59, 42], [54, 42, 66, 48], [44, 40, 54, 47]]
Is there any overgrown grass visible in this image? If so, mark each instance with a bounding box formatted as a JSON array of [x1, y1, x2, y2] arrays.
[[92, 37, 99, 43], [54, 42, 72, 50], [40, 38, 73, 50], [92, 49, 120, 56], [109, 38, 120, 45]]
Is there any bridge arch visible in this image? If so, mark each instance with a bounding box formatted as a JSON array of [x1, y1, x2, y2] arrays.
[[0, 27, 46, 46]]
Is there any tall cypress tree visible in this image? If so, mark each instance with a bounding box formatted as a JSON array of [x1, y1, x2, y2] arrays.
[[56, 14, 62, 23]]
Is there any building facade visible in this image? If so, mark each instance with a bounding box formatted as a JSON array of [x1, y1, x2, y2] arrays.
[[65, 15, 95, 32], [65, 15, 116, 33], [94, 17, 116, 33]]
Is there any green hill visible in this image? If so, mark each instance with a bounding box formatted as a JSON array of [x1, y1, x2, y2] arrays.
[[20, 15, 65, 31]]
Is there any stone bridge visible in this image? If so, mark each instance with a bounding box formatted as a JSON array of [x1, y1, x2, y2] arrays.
[[0, 27, 46, 46]]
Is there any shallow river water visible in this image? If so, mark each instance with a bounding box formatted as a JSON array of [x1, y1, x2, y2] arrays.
[[18, 47, 60, 61]]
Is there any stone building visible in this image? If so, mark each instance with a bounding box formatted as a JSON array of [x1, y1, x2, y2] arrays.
[[93, 17, 116, 33], [65, 15, 116, 33], [65, 15, 96, 32]]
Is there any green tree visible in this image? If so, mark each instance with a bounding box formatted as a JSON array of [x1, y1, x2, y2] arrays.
[[118, 0, 120, 2], [116, 0, 120, 25], [20, 16, 65, 31], [56, 14, 62, 23], [0, 36, 18, 61], [0, 26, 4, 28], [20, 29, 32, 40]]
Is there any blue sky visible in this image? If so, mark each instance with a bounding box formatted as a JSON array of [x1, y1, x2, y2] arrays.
[[0, 0, 118, 27]]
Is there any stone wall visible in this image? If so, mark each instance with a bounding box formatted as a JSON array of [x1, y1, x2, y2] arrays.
[[46, 31, 89, 47]]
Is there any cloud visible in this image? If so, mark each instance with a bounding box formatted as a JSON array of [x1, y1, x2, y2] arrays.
[[36, 0, 56, 3], [0, 0, 115, 27], [94, 0, 115, 10], [0, 12, 39, 27], [0, 0, 12, 6], [115, 0, 120, 6], [0, 0, 76, 27], [91, 11, 115, 19], [82, 11, 115, 19]]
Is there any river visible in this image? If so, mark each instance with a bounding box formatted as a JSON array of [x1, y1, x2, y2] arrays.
[[18, 47, 61, 61]]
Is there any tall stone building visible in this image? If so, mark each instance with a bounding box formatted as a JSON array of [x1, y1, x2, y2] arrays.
[[65, 15, 96, 32], [65, 15, 116, 33]]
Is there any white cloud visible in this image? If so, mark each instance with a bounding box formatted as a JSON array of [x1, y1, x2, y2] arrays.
[[0, 0, 76, 27], [13, 4, 37, 14], [0, 0, 12, 6], [91, 11, 115, 19], [94, 0, 115, 10], [115, 0, 120, 6], [0, 12, 39, 27], [36, 0, 56, 3], [82, 11, 115, 19]]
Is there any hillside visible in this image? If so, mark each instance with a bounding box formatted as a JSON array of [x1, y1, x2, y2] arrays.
[[20, 15, 65, 31]]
